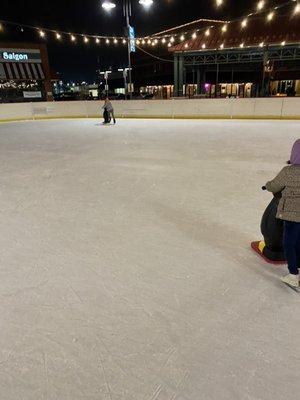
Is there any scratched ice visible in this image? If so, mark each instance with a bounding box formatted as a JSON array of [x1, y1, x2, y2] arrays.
[[0, 118, 300, 400]]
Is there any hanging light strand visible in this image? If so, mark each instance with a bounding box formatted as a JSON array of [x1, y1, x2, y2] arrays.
[[0, 0, 298, 49]]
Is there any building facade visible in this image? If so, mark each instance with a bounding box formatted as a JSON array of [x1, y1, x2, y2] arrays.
[[0, 42, 53, 102], [170, 15, 300, 98]]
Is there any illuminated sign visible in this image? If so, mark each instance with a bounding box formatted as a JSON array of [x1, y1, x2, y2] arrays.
[[0, 49, 41, 63], [129, 26, 136, 53], [3, 52, 29, 61], [23, 91, 42, 98]]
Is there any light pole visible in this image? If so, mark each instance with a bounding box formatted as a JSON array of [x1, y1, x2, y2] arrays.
[[99, 70, 112, 97], [118, 67, 132, 98], [101, 0, 154, 99]]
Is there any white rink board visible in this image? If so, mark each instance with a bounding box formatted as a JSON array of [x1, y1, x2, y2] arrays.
[[1, 97, 300, 121]]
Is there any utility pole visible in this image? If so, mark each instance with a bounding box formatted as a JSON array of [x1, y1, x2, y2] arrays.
[[99, 70, 112, 97], [123, 0, 133, 99], [101, 1, 153, 100], [118, 67, 132, 99]]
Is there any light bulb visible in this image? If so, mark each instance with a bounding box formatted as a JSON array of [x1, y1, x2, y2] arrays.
[[221, 24, 227, 32], [139, 0, 153, 6], [267, 11, 274, 21], [257, 1, 265, 10], [241, 19, 247, 28], [56, 33, 61, 40], [102, 1, 116, 11], [205, 29, 210, 36], [39, 30, 45, 37], [192, 32, 197, 39]]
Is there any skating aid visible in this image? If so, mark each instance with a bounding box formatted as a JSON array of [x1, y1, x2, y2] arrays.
[[251, 189, 286, 265], [251, 241, 286, 265]]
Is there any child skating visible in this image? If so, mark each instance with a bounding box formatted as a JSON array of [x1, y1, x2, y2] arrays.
[[265, 139, 300, 288], [102, 98, 116, 124]]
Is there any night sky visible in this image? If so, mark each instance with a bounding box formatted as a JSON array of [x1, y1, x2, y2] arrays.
[[1, 0, 279, 82]]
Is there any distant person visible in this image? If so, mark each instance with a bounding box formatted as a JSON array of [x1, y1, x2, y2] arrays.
[[102, 98, 116, 124], [102, 106, 110, 124], [264, 139, 300, 288], [102, 99, 110, 124], [286, 86, 296, 97]]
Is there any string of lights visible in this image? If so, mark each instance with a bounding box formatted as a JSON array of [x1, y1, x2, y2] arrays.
[[0, 19, 130, 43], [135, 44, 174, 62], [0, 0, 299, 49], [150, 18, 227, 38]]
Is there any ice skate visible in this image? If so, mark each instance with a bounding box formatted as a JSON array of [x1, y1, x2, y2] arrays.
[[280, 274, 299, 288]]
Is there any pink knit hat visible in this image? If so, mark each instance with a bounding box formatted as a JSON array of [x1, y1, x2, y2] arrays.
[[290, 139, 300, 165]]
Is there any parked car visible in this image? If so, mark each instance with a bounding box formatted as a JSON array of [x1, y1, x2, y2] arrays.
[[114, 93, 126, 100], [53, 92, 80, 101], [141, 93, 155, 100]]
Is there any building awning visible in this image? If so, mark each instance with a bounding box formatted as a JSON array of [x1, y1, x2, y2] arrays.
[[0, 62, 45, 80]]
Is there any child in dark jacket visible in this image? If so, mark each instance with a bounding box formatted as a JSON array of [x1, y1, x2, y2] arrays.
[[102, 98, 116, 124], [265, 139, 300, 287]]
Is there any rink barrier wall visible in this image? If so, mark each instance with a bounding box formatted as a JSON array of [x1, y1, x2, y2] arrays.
[[0, 98, 300, 122]]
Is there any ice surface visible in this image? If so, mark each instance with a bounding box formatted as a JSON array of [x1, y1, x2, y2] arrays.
[[0, 118, 300, 400]]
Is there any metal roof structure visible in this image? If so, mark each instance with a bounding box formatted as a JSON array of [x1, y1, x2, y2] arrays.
[[169, 15, 300, 53]]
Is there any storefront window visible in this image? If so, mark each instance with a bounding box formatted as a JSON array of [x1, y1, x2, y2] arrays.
[[0, 79, 45, 103]]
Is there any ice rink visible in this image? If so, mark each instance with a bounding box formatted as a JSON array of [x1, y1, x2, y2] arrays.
[[1, 118, 300, 400]]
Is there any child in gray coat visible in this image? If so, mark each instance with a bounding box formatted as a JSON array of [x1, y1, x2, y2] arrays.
[[265, 139, 300, 287], [103, 98, 116, 124]]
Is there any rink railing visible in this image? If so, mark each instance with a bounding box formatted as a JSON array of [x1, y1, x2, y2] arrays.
[[0, 98, 300, 122]]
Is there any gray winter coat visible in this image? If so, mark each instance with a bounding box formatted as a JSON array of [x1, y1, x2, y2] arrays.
[[105, 101, 113, 113], [266, 165, 300, 222]]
